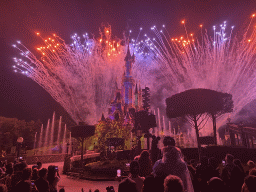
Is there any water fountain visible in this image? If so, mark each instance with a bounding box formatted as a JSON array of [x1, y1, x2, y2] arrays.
[[34, 113, 67, 155]]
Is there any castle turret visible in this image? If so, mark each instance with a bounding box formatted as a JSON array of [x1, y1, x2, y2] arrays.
[[135, 83, 138, 110], [138, 83, 142, 109], [122, 44, 135, 112]]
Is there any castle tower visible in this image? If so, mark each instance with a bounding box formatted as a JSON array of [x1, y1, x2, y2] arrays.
[[138, 83, 142, 110], [122, 44, 135, 113], [135, 83, 138, 110]]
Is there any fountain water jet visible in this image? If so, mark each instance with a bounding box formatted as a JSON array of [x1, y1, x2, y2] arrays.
[[56, 116, 62, 149], [49, 112, 55, 154], [38, 124, 43, 150], [43, 119, 50, 154], [62, 124, 67, 154]]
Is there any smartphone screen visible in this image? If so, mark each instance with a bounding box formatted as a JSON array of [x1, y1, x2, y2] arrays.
[[117, 169, 121, 177], [222, 160, 225, 166]]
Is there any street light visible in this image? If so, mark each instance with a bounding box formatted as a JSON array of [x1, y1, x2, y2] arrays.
[[136, 129, 142, 151], [17, 137, 23, 158], [67, 142, 70, 154]]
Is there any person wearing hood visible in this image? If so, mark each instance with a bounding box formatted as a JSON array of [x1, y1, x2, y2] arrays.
[[153, 136, 194, 192]]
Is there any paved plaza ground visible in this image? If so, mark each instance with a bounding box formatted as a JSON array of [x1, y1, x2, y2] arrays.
[[29, 162, 119, 192]]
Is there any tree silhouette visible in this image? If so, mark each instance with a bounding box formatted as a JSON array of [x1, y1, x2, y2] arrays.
[[166, 88, 233, 160], [206, 92, 233, 145]]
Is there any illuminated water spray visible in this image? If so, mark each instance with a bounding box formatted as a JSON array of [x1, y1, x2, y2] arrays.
[[12, 15, 256, 135]]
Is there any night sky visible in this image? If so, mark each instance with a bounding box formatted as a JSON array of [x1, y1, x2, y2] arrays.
[[0, 0, 256, 125]]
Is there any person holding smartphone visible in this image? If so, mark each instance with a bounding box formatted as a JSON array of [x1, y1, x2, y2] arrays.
[[13, 168, 38, 192], [35, 168, 50, 192], [47, 166, 60, 192]]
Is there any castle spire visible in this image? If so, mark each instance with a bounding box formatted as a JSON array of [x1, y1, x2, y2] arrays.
[[135, 83, 138, 94], [124, 43, 132, 61], [101, 113, 106, 122], [115, 77, 119, 90]]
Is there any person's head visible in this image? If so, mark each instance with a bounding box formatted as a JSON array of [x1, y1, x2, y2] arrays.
[[39, 168, 48, 179], [130, 161, 140, 177], [225, 154, 234, 164], [189, 159, 197, 168], [200, 156, 209, 166], [37, 162, 42, 169], [163, 136, 175, 147], [20, 161, 28, 171], [164, 174, 184, 192], [59, 188, 65, 192], [245, 175, 256, 192], [247, 160, 255, 170], [48, 165, 57, 175], [207, 177, 225, 192], [249, 168, 256, 176], [32, 168, 39, 179], [233, 159, 243, 168], [208, 157, 219, 169], [0, 184, 7, 192], [22, 168, 32, 180], [139, 150, 150, 160]]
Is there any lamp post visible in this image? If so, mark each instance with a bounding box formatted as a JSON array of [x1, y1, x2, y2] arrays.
[[66, 142, 70, 154], [17, 137, 23, 158], [136, 129, 142, 151]]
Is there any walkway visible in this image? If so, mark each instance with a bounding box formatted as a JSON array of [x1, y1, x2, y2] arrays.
[[29, 161, 119, 192]]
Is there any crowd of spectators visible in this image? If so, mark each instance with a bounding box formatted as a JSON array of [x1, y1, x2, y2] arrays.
[[0, 159, 60, 192], [117, 136, 256, 192], [0, 136, 256, 192]]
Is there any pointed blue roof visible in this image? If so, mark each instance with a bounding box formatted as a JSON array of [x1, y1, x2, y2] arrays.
[[124, 44, 132, 61]]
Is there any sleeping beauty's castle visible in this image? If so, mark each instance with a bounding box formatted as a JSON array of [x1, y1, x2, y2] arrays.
[[107, 45, 147, 121]]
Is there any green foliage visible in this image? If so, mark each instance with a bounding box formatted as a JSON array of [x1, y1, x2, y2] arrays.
[[84, 118, 133, 152], [0, 117, 41, 153], [85, 159, 129, 169]]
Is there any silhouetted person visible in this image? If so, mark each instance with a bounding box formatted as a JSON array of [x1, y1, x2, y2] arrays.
[[10, 163, 26, 192], [241, 175, 256, 192], [207, 177, 226, 192], [164, 175, 184, 192], [13, 168, 36, 192], [150, 136, 160, 165], [129, 161, 144, 192], [118, 177, 137, 192], [208, 157, 220, 178], [35, 168, 49, 192], [0, 184, 7, 192], [138, 150, 152, 177], [248, 168, 256, 176], [31, 169, 39, 181], [233, 159, 246, 190], [153, 146, 194, 192], [4, 163, 13, 192], [221, 154, 242, 192], [141, 174, 157, 192], [36, 163, 42, 171], [246, 160, 255, 176], [186, 161, 197, 192], [47, 166, 60, 192], [195, 156, 212, 192]]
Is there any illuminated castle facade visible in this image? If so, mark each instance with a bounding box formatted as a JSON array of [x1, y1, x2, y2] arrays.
[[108, 45, 143, 120]]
